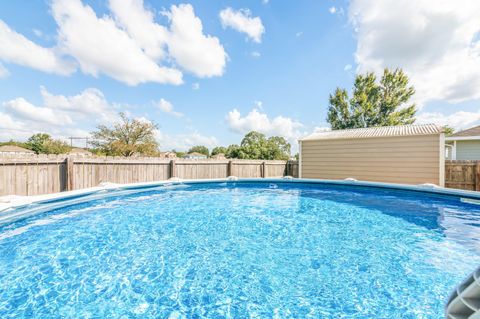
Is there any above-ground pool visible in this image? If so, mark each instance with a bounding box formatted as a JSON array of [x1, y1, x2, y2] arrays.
[[1, 180, 480, 318]]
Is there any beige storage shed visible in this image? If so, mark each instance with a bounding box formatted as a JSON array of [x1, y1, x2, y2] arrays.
[[299, 124, 445, 186]]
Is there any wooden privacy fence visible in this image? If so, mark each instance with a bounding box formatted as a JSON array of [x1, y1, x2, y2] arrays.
[[445, 160, 480, 191], [0, 155, 299, 196]]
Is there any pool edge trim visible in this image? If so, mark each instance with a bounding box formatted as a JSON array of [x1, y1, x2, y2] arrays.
[[2, 177, 480, 225]]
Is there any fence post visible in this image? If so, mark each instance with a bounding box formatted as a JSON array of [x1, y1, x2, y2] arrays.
[[261, 161, 266, 178], [228, 160, 233, 177], [170, 160, 177, 178], [66, 157, 74, 191], [476, 161, 480, 191]]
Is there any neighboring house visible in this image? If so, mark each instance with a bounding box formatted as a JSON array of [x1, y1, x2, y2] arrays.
[[68, 147, 93, 157], [211, 153, 226, 160], [0, 145, 35, 155], [445, 125, 480, 160], [183, 152, 208, 160], [160, 151, 177, 159]]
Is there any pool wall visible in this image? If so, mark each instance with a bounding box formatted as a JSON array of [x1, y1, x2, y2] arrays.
[[3, 177, 480, 226]]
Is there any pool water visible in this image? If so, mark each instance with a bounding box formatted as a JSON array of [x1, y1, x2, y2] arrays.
[[1, 182, 480, 318]]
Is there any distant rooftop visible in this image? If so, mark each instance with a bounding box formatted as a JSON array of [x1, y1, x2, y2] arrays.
[[450, 125, 480, 137], [0, 145, 35, 153], [300, 123, 442, 141], [69, 147, 92, 155]]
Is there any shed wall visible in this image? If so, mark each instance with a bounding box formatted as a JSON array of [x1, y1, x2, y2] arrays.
[[300, 135, 442, 185]]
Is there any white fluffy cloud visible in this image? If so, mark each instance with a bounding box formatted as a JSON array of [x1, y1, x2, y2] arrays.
[[417, 110, 480, 130], [0, 87, 119, 140], [168, 4, 227, 77], [0, 0, 227, 85], [350, 0, 480, 105], [220, 8, 265, 43], [3, 98, 73, 125], [51, 0, 183, 86], [226, 108, 304, 142], [0, 20, 74, 75], [156, 98, 183, 118], [155, 130, 218, 151], [109, 0, 168, 61]]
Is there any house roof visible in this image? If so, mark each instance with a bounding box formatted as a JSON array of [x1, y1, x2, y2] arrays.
[[0, 145, 35, 153], [300, 123, 442, 141], [450, 125, 480, 137], [69, 147, 92, 154]]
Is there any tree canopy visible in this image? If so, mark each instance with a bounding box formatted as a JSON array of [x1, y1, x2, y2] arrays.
[[90, 113, 159, 157], [188, 145, 209, 156], [327, 68, 417, 129], [211, 146, 227, 156], [26, 133, 71, 154], [212, 131, 291, 160]]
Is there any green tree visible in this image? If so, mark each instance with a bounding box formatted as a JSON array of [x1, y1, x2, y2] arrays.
[[25, 133, 71, 154], [235, 131, 291, 160], [90, 113, 159, 157], [443, 126, 455, 136], [42, 139, 71, 154], [188, 145, 209, 156], [265, 136, 291, 160], [225, 144, 241, 159], [26, 133, 51, 154], [327, 68, 416, 129], [211, 146, 227, 156], [239, 131, 267, 159]]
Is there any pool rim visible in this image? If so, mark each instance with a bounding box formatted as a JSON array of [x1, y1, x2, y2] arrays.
[[2, 177, 480, 226]]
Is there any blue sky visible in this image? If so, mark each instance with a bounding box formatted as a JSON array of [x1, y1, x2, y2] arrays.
[[0, 0, 479, 152]]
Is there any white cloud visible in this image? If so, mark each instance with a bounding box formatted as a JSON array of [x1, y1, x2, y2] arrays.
[[39, 86, 118, 123], [226, 108, 304, 142], [0, 20, 74, 75], [192, 82, 200, 90], [3, 98, 73, 125], [344, 64, 352, 71], [220, 8, 265, 43], [0, 86, 119, 140], [109, 0, 169, 61], [262, 0, 269, 4], [253, 100, 263, 109], [329, 7, 337, 14], [0, 0, 228, 86], [295, 31, 303, 37], [155, 130, 218, 151], [168, 4, 227, 77], [350, 0, 480, 105], [156, 98, 183, 118], [251, 51, 261, 58], [416, 110, 480, 130], [51, 0, 183, 86]]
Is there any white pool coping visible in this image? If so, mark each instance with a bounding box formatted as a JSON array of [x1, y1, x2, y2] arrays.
[[2, 177, 480, 225]]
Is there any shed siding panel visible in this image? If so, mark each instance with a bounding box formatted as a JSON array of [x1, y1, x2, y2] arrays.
[[456, 140, 480, 160], [301, 135, 440, 185]]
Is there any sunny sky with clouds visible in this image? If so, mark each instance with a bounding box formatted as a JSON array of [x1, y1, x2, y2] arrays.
[[0, 0, 479, 152]]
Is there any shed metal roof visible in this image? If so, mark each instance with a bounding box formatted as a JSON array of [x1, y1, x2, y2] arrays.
[[300, 123, 442, 141]]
